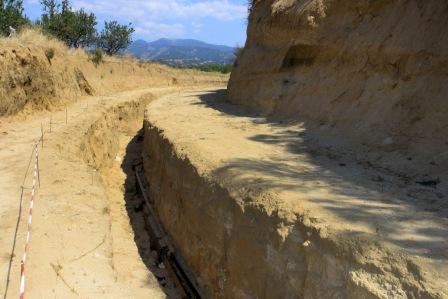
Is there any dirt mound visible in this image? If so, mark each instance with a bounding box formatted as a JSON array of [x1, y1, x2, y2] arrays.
[[0, 29, 227, 118], [228, 0, 448, 177]]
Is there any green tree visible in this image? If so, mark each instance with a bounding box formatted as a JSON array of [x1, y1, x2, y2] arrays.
[[39, 0, 59, 34], [97, 21, 134, 55], [0, 0, 29, 36], [70, 9, 96, 47], [41, 0, 58, 18], [39, 0, 96, 48]]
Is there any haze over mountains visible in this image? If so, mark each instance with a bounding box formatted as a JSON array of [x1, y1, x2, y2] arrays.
[[126, 38, 237, 66]]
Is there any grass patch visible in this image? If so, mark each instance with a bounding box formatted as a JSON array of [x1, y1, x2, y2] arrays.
[[89, 48, 103, 66], [174, 64, 233, 74], [45, 47, 55, 63]]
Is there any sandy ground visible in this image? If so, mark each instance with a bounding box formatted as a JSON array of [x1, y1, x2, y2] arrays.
[[0, 87, 190, 298], [1, 86, 447, 298], [145, 88, 448, 296]]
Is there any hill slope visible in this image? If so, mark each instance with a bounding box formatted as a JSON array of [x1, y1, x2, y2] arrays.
[[0, 30, 227, 118], [126, 38, 236, 66]]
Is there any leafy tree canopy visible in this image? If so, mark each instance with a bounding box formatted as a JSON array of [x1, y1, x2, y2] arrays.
[[97, 21, 135, 55], [0, 0, 29, 36], [39, 0, 97, 48], [2, 0, 135, 57]]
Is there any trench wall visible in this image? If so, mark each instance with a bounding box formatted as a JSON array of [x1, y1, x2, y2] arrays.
[[141, 121, 440, 299], [79, 94, 153, 171], [73, 90, 442, 298]]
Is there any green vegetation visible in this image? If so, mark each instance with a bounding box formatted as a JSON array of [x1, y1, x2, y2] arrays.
[[97, 21, 135, 56], [194, 64, 232, 74], [173, 64, 232, 74], [37, 0, 135, 56], [44, 47, 55, 63], [39, 0, 134, 55], [88, 48, 103, 66], [2, 0, 134, 57], [0, 0, 29, 36], [39, 0, 97, 48]]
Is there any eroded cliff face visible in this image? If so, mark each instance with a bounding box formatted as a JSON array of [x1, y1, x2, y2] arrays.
[[228, 0, 448, 172]]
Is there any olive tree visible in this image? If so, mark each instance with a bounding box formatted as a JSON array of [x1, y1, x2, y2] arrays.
[[40, 0, 97, 48], [97, 21, 134, 55]]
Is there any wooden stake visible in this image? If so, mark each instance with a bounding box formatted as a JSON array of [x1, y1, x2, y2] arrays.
[[91, 169, 95, 185], [50, 116, 52, 133], [41, 123, 44, 149], [65, 106, 68, 124]]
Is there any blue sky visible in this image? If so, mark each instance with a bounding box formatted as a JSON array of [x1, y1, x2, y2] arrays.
[[23, 0, 248, 47]]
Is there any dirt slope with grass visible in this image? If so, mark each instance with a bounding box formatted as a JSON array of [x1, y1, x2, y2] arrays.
[[0, 29, 226, 118]]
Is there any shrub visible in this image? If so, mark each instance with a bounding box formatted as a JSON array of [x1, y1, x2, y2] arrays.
[[97, 21, 135, 56], [44, 47, 55, 63], [174, 64, 233, 74], [89, 48, 103, 66], [196, 64, 233, 74]]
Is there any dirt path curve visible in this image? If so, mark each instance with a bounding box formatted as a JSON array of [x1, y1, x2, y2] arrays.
[[0, 87, 194, 299]]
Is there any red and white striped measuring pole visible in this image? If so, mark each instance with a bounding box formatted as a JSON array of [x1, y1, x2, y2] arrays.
[[19, 144, 39, 299]]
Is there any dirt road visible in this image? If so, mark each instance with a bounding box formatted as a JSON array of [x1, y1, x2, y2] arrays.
[[0, 87, 198, 298]]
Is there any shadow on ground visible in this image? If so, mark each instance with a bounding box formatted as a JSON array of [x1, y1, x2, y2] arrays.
[[193, 89, 448, 260], [120, 130, 179, 297]]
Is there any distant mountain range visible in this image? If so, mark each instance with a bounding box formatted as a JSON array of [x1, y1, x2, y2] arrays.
[[126, 38, 236, 66]]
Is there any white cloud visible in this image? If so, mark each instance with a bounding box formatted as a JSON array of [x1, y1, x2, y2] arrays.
[[73, 0, 246, 22], [25, 0, 247, 43], [191, 21, 203, 34]]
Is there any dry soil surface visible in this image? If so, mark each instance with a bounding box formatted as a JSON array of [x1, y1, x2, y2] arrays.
[[0, 87, 208, 298], [145, 88, 448, 297], [1, 86, 447, 298]]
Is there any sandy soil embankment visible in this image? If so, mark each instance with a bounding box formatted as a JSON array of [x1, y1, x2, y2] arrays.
[[142, 89, 448, 298], [0, 29, 227, 118], [229, 0, 448, 186]]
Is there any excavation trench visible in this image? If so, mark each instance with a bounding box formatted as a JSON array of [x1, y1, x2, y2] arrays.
[[78, 94, 202, 298], [75, 89, 446, 299], [85, 95, 380, 299]]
